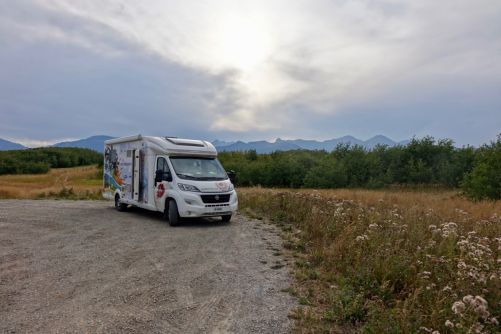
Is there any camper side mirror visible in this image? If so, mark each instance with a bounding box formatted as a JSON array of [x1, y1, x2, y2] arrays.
[[227, 170, 236, 184], [155, 170, 163, 183], [155, 170, 173, 183]]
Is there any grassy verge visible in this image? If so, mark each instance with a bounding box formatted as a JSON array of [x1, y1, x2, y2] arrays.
[[0, 165, 102, 199], [238, 188, 501, 333]]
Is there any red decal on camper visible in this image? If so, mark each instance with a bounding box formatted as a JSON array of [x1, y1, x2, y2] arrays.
[[156, 183, 165, 198]]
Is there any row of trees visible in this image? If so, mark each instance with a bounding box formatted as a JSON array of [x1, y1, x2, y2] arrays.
[[0, 147, 102, 175], [1, 136, 498, 200], [219, 136, 501, 200]]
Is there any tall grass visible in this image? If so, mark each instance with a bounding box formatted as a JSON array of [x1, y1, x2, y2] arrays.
[[239, 188, 501, 333]]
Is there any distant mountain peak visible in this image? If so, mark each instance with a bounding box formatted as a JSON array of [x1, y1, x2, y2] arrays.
[[52, 135, 114, 152], [0, 138, 26, 151], [369, 134, 390, 140], [364, 135, 396, 148], [211, 139, 235, 147]]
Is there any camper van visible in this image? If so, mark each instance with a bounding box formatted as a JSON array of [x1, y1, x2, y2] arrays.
[[103, 135, 237, 225]]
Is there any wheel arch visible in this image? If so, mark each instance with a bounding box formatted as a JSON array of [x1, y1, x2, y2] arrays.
[[164, 196, 176, 213], [114, 188, 123, 199]]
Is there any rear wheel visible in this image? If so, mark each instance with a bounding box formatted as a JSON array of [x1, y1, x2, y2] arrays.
[[168, 200, 180, 226], [221, 214, 232, 222], [115, 194, 127, 212]]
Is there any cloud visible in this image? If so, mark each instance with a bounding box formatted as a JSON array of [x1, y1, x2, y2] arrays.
[[5, 137, 78, 148], [0, 0, 500, 145]]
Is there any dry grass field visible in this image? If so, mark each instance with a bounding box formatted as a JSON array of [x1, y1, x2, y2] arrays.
[[0, 165, 102, 199], [238, 188, 501, 333]]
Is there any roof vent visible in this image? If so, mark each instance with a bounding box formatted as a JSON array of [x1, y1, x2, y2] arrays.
[[165, 138, 205, 147]]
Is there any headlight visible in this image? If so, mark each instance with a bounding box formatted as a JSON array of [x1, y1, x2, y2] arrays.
[[228, 183, 234, 191], [178, 183, 201, 192]]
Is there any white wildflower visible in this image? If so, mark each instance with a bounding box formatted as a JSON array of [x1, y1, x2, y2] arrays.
[[452, 301, 465, 314], [420, 271, 432, 280], [445, 320, 454, 328], [355, 234, 369, 242], [472, 296, 490, 319], [463, 295, 474, 304], [470, 323, 484, 334]]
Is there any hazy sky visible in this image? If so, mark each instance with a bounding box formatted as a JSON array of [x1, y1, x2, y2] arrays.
[[1, 0, 500, 146]]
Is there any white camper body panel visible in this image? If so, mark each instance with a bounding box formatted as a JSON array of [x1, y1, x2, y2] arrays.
[[103, 135, 237, 218]]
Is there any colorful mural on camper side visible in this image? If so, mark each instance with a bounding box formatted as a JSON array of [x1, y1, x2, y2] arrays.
[[104, 143, 148, 203], [104, 146, 124, 192]]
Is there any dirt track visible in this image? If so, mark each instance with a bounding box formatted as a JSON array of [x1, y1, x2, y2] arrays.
[[0, 200, 294, 333]]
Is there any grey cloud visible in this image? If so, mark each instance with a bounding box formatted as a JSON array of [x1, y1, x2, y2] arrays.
[[0, 29, 226, 141]]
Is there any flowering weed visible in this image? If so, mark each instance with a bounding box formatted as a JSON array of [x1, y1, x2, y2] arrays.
[[239, 188, 501, 333]]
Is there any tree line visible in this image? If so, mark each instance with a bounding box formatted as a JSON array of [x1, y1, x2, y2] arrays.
[[219, 135, 501, 200], [0, 136, 498, 200], [0, 147, 102, 175]]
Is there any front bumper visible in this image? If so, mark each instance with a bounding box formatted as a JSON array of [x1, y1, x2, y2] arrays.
[[176, 190, 238, 218]]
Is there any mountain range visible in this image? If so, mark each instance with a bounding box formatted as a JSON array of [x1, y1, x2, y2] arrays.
[[215, 135, 410, 153], [0, 135, 408, 153]]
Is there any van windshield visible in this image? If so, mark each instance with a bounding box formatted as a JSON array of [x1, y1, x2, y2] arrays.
[[169, 156, 228, 181]]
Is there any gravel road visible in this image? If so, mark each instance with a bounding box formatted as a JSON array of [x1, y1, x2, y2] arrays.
[[0, 200, 295, 333]]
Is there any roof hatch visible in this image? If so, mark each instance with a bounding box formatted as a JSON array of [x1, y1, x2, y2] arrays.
[[165, 137, 206, 147]]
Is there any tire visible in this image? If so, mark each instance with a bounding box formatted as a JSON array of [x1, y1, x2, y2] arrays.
[[168, 200, 180, 226], [221, 214, 232, 222], [115, 194, 127, 212]]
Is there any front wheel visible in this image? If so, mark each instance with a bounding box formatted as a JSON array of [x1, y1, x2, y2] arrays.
[[115, 194, 127, 212], [221, 214, 232, 222], [168, 200, 180, 226]]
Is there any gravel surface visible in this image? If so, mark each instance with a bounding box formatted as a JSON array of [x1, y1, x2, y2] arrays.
[[0, 200, 295, 333]]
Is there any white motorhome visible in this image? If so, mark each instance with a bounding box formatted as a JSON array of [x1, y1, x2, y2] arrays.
[[103, 135, 237, 225]]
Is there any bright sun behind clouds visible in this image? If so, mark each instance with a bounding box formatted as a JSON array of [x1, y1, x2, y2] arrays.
[[212, 15, 272, 72]]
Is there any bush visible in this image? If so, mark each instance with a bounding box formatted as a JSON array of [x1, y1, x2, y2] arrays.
[[461, 135, 501, 200]]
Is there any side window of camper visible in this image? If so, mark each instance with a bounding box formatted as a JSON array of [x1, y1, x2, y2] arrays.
[[155, 157, 171, 184], [156, 157, 170, 174]]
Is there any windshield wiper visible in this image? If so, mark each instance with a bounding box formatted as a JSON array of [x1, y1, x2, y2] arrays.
[[197, 176, 227, 181], [175, 173, 198, 180]]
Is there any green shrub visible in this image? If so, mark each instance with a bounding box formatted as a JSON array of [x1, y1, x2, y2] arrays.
[[461, 135, 501, 200]]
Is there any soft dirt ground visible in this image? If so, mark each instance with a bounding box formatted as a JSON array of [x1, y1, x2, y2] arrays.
[[0, 200, 294, 334]]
